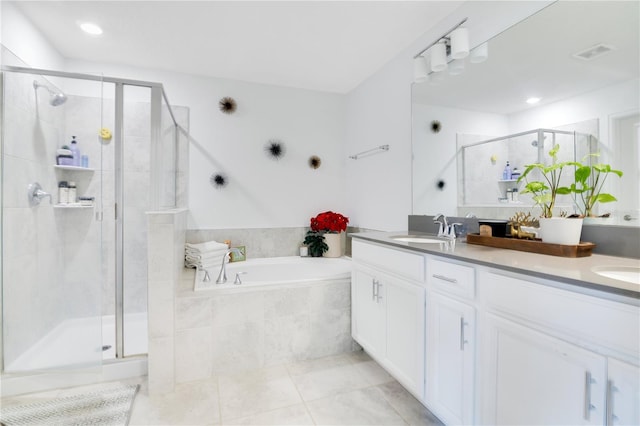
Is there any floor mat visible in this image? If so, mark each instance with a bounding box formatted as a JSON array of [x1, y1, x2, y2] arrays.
[[0, 383, 140, 426]]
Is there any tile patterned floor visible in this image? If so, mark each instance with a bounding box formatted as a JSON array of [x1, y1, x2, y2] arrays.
[[1, 351, 444, 426]]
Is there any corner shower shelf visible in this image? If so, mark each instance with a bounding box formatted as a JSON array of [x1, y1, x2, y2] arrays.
[[54, 165, 95, 172]]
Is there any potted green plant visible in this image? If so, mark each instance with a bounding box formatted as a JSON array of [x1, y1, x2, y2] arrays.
[[572, 156, 623, 218], [517, 144, 583, 244], [303, 211, 349, 257]]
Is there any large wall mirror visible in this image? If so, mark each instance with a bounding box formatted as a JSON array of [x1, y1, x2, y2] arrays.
[[412, 1, 639, 226]]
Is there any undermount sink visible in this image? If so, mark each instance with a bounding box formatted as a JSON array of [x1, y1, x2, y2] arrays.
[[591, 266, 640, 285], [391, 235, 448, 244]]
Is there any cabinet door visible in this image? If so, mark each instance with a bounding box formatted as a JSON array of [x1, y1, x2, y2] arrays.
[[483, 314, 606, 425], [607, 358, 640, 425], [385, 277, 425, 398], [351, 268, 385, 356], [426, 292, 475, 425]]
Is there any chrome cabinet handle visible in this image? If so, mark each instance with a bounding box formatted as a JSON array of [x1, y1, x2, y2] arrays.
[[584, 371, 596, 420], [432, 274, 458, 284], [606, 379, 617, 425], [459, 317, 468, 350], [372, 279, 377, 301], [376, 283, 383, 303]]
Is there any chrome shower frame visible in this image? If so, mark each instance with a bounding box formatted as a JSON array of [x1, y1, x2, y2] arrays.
[[1, 65, 181, 389]]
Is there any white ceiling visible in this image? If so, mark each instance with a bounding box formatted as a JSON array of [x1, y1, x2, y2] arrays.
[[14, 1, 462, 93]]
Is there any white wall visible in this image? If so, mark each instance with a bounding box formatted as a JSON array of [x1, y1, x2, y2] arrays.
[[344, 1, 551, 230], [65, 59, 348, 230], [0, 2, 64, 70]]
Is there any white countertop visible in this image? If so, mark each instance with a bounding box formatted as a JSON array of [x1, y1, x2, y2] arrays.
[[351, 231, 640, 299]]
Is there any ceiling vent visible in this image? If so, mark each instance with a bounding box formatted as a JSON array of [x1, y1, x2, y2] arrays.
[[573, 44, 616, 61]]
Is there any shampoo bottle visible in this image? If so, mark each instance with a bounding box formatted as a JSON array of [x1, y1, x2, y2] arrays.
[[70, 136, 81, 167], [502, 161, 512, 180]]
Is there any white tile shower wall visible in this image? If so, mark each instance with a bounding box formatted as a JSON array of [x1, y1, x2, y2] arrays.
[[2, 71, 69, 366], [147, 209, 187, 395], [64, 95, 189, 318]]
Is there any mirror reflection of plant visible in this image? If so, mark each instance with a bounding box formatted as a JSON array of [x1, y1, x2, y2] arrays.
[[517, 144, 579, 218], [572, 154, 623, 217]]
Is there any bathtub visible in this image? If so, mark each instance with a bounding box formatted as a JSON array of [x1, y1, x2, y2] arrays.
[[193, 256, 352, 291], [180, 255, 354, 376]]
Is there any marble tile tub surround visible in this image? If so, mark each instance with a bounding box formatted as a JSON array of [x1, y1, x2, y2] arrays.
[[173, 269, 354, 382], [409, 215, 640, 259], [186, 225, 369, 258], [146, 209, 188, 395]]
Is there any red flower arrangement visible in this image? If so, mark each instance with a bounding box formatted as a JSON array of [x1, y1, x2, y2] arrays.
[[310, 211, 349, 234]]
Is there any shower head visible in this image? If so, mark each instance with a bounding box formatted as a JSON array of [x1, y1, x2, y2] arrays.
[[531, 135, 547, 147], [33, 80, 67, 106]]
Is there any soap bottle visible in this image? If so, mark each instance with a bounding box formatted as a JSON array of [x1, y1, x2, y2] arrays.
[[502, 161, 512, 180], [58, 181, 69, 204], [70, 136, 81, 167], [68, 181, 77, 204]]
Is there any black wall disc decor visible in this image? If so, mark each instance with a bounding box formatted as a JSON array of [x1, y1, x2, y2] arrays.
[[265, 139, 286, 160], [210, 173, 228, 189], [219, 97, 237, 114], [430, 120, 442, 133], [437, 179, 446, 190], [308, 155, 322, 169]]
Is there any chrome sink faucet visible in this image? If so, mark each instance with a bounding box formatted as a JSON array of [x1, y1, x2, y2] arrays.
[[434, 214, 449, 237], [434, 214, 462, 239], [216, 248, 242, 284]]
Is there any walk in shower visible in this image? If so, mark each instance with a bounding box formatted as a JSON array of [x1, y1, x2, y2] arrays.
[[1, 52, 188, 395]]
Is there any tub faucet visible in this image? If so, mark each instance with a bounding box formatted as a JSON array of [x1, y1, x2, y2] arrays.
[[216, 248, 242, 284]]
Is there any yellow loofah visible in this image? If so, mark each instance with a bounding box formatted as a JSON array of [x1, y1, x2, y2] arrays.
[[99, 128, 112, 140]]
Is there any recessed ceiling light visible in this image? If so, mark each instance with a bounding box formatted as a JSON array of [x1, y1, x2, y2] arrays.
[[526, 97, 541, 104], [79, 22, 103, 36]]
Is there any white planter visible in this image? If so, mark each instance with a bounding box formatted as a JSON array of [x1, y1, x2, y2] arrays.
[[539, 217, 584, 245], [323, 232, 344, 258]]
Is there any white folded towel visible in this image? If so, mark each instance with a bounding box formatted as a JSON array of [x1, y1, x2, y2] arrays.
[[185, 260, 223, 269], [185, 247, 228, 257], [185, 250, 228, 264], [185, 240, 229, 252]]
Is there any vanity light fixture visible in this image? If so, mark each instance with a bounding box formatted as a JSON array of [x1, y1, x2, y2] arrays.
[[413, 55, 429, 83], [413, 18, 482, 83], [79, 21, 103, 36], [526, 97, 541, 105], [469, 42, 489, 64]]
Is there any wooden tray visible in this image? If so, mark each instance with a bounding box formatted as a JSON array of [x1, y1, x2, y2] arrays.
[[466, 233, 595, 257]]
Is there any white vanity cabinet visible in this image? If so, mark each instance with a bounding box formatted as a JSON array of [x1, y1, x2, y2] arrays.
[[352, 267, 386, 355], [479, 270, 640, 425], [351, 240, 426, 399], [425, 258, 476, 426], [483, 314, 607, 425], [606, 358, 640, 425]]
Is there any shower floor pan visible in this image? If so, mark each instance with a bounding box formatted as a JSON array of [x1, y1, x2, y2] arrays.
[[5, 313, 147, 372]]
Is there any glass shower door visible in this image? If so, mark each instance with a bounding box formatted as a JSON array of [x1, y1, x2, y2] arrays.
[[1, 69, 104, 373]]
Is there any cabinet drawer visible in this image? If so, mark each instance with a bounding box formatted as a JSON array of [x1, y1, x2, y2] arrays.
[[480, 270, 640, 359], [427, 257, 475, 299], [352, 240, 425, 282]]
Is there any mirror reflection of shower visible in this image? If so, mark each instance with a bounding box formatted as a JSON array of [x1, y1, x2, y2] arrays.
[[33, 80, 67, 106], [531, 135, 546, 147]]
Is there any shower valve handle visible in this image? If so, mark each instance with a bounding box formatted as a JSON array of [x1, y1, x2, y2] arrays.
[[28, 182, 52, 206]]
